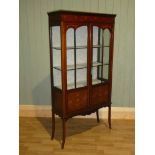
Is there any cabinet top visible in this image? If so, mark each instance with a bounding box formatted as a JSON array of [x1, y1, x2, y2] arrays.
[[47, 10, 116, 17]]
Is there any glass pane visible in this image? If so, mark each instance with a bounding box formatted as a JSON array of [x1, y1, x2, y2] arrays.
[[92, 27, 111, 85], [66, 26, 87, 90], [53, 69, 62, 89], [66, 28, 75, 89], [104, 47, 109, 64], [76, 49, 87, 65], [51, 26, 61, 48], [76, 26, 87, 46], [76, 26, 87, 64], [67, 70, 75, 90], [76, 26, 87, 88], [67, 28, 74, 66], [103, 65, 109, 79], [104, 29, 110, 46], [51, 26, 62, 89], [93, 26, 99, 46], [67, 28, 74, 47], [76, 69, 87, 87], [103, 28, 110, 80]]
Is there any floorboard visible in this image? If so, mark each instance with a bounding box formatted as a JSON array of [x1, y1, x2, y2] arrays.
[[19, 117, 134, 155]]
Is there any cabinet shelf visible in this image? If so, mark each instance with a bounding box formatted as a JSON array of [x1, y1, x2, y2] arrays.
[[53, 61, 108, 71], [52, 45, 87, 50], [52, 45, 109, 50], [55, 79, 106, 90], [93, 45, 110, 48]]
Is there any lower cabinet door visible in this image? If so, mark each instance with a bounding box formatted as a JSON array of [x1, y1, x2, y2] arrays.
[[67, 87, 88, 113], [91, 84, 109, 106]]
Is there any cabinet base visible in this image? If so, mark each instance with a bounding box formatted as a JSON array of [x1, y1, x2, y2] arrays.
[[52, 104, 112, 149]]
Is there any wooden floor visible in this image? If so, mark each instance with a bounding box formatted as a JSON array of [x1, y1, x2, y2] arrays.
[[20, 117, 134, 155]]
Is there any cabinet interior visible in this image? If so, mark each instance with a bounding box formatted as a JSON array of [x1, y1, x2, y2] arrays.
[[51, 25, 111, 90]]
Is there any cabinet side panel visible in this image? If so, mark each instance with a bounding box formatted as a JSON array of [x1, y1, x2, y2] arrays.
[[53, 88, 63, 115], [92, 84, 109, 106], [67, 88, 88, 113]]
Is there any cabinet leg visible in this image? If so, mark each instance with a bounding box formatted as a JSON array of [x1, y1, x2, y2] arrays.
[[61, 119, 66, 149], [108, 105, 111, 129], [96, 110, 100, 123], [51, 108, 55, 140]]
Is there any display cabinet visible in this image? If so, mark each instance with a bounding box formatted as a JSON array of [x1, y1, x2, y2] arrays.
[[47, 10, 116, 149]]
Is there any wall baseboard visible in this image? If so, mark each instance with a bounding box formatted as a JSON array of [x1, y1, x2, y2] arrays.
[[19, 105, 135, 119]]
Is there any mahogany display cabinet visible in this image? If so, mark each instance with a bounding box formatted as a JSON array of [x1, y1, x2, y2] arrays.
[[47, 10, 116, 149]]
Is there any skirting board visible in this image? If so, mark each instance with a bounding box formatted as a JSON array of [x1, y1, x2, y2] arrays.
[[19, 105, 135, 119]]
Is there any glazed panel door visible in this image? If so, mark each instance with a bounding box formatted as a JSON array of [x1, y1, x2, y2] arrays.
[[66, 25, 88, 90], [90, 25, 111, 106], [66, 24, 89, 112]]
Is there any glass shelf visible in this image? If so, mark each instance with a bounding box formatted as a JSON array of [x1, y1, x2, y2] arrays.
[[52, 45, 110, 50], [52, 45, 87, 50], [53, 61, 108, 71], [93, 45, 110, 48], [55, 80, 86, 89], [55, 79, 106, 90]]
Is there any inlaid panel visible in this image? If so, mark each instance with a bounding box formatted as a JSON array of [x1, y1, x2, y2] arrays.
[[67, 88, 88, 112], [91, 84, 109, 106]]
